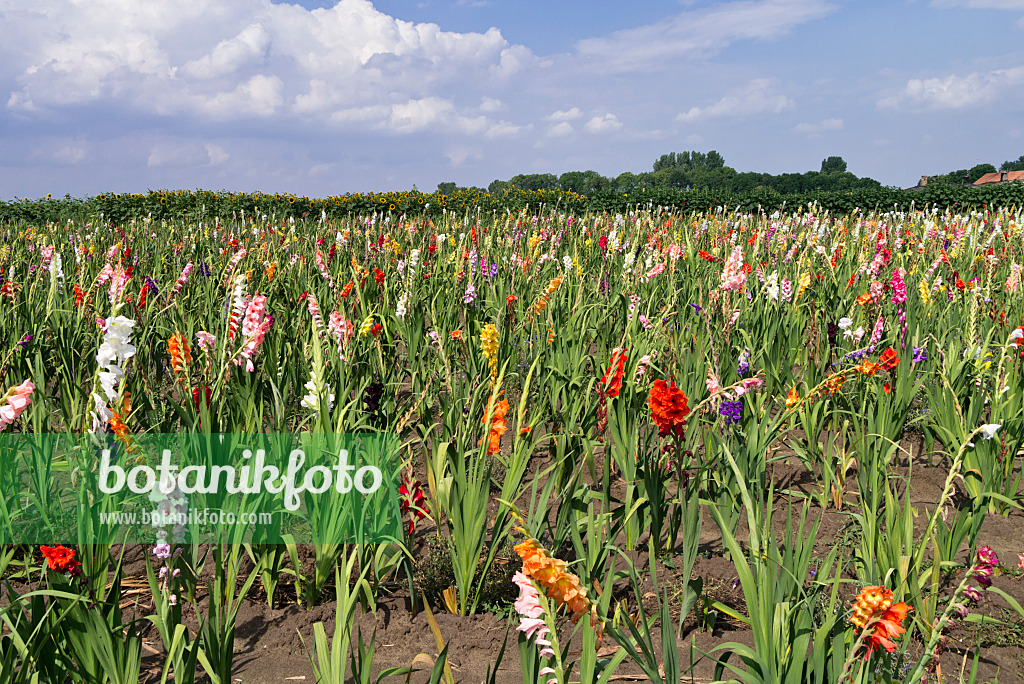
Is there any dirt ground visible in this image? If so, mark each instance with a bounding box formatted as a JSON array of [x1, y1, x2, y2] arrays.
[[118, 439, 1024, 684], [8, 434, 1024, 684]]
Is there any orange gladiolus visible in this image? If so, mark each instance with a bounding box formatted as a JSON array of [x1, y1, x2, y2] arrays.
[[855, 360, 879, 376], [850, 585, 911, 656], [514, 533, 593, 625], [480, 396, 509, 455], [785, 386, 800, 410], [167, 332, 193, 377], [825, 373, 846, 395]]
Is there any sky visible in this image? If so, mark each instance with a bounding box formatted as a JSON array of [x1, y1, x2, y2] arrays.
[[2, 0, 1023, 200]]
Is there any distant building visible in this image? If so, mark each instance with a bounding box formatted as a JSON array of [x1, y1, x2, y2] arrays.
[[973, 170, 1024, 186], [906, 175, 930, 191]]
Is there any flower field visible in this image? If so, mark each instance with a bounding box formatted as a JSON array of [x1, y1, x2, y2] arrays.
[[1, 202, 1023, 683]]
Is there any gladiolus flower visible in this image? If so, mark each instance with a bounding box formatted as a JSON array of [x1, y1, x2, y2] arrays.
[[879, 347, 900, 372], [514, 534, 594, 627], [167, 332, 192, 377], [481, 323, 499, 383], [600, 348, 628, 398], [856, 360, 879, 376], [41, 545, 81, 576], [0, 379, 35, 431], [648, 379, 690, 438], [850, 585, 911, 656], [980, 424, 1001, 440], [480, 396, 509, 455], [785, 386, 800, 410], [399, 475, 429, 536]]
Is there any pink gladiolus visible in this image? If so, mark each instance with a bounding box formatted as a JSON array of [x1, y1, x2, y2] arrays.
[[720, 246, 746, 291], [516, 617, 548, 641], [168, 262, 193, 300], [195, 331, 216, 354], [306, 293, 324, 338], [236, 294, 271, 371], [706, 370, 723, 397], [0, 380, 34, 431], [315, 251, 334, 289], [108, 264, 129, 306], [513, 571, 544, 619]]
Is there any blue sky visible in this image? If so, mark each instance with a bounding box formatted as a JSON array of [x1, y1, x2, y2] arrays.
[[2, 0, 1023, 200]]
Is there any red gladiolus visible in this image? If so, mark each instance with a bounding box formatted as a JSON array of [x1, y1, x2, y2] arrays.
[[600, 348, 628, 398], [879, 347, 899, 372], [192, 385, 212, 411], [41, 545, 81, 575], [399, 476, 429, 536], [648, 380, 690, 438]]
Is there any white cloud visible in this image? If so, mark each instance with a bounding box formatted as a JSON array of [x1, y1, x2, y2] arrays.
[[479, 96, 504, 113], [205, 144, 229, 166], [193, 74, 285, 118], [388, 96, 455, 133], [484, 120, 527, 138], [445, 145, 483, 166], [180, 23, 272, 80], [546, 122, 574, 137], [544, 107, 583, 122], [795, 117, 844, 133], [583, 113, 622, 133], [676, 79, 794, 122], [575, 0, 836, 73], [3, 0, 534, 133], [877, 67, 1024, 110]]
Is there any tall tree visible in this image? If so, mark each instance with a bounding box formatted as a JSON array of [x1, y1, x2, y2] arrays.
[[820, 156, 847, 174], [652, 150, 725, 173]]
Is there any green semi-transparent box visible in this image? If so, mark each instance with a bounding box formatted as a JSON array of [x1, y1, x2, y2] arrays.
[[0, 433, 403, 545]]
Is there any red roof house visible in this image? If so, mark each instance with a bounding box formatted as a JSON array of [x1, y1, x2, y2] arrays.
[[973, 170, 1024, 186]]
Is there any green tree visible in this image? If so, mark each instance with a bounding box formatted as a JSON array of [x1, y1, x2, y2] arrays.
[[508, 173, 558, 191], [436, 182, 457, 195], [652, 150, 725, 173], [558, 171, 586, 192], [967, 163, 996, 182], [820, 156, 847, 174], [488, 179, 509, 194], [1000, 155, 1024, 171]]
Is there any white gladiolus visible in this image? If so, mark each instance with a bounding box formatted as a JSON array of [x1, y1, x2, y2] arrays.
[[301, 370, 335, 413], [980, 424, 1001, 440]]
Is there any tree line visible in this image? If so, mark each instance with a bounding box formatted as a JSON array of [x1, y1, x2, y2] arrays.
[[437, 152, 882, 197]]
